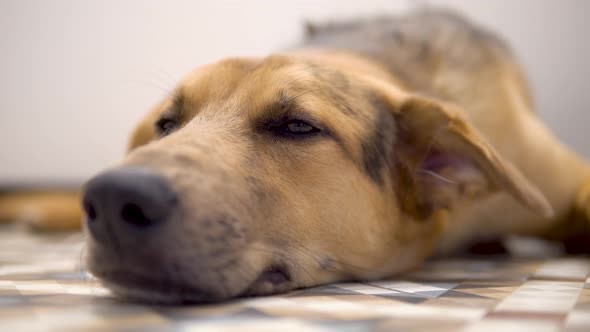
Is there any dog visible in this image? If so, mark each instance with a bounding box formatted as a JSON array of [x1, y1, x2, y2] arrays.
[[2, 9, 590, 304]]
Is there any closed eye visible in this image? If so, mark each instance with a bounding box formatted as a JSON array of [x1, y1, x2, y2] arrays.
[[271, 119, 321, 137], [155, 117, 179, 137]]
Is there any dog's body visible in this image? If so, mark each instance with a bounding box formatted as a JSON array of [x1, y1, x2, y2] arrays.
[[303, 11, 590, 253], [2, 10, 590, 303]]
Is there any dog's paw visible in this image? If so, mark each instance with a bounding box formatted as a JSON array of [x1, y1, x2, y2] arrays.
[[0, 192, 82, 231], [576, 180, 590, 223]]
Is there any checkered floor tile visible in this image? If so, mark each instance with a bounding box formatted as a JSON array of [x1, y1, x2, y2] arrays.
[[0, 226, 588, 332]]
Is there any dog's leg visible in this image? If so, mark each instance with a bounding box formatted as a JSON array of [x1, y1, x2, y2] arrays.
[[575, 180, 590, 221], [0, 192, 82, 231], [557, 180, 590, 253]]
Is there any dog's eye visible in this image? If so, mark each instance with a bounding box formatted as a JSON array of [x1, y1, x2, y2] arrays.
[[156, 118, 178, 137], [276, 120, 319, 136]]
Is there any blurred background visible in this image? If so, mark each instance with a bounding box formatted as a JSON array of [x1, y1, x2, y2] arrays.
[[0, 0, 588, 185]]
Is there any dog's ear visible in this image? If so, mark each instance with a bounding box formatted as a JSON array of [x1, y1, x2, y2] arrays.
[[366, 80, 553, 219]]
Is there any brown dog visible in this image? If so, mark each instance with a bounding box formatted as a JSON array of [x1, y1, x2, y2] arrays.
[[2, 10, 590, 303]]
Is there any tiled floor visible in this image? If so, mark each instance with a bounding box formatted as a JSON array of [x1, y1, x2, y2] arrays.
[[0, 227, 589, 332]]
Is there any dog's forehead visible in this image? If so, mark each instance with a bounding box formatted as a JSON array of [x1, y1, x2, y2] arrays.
[[177, 57, 262, 108], [170, 55, 383, 137], [172, 56, 343, 121], [178, 56, 311, 99], [169, 55, 389, 137]]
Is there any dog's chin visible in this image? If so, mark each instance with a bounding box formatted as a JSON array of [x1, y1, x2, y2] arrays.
[[96, 264, 295, 305], [97, 271, 230, 304], [107, 283, 211, 305]]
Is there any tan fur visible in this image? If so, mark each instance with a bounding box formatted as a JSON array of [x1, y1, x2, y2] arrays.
[[2, 10, 590, 302]]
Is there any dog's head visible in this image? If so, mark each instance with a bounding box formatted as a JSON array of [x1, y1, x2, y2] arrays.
[[83, 52, 551, 303]]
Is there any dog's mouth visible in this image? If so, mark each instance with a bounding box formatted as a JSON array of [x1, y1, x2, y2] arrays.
[[96, 264, 293, 304], [241, 264, 293, 297], [98, 270, 221, 304], [255, 265, 292, 285]]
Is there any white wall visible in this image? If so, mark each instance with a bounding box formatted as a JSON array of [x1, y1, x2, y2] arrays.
[[0, 0, 588, 184]]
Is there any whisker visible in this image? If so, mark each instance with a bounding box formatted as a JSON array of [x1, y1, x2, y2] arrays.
[[419, 169, 456, 184], [417, 125, 444, 167]]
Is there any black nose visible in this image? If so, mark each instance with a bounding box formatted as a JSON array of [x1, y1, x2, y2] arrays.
[[83, 167, 178, 242]]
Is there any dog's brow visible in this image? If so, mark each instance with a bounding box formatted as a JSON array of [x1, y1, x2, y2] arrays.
[[172, 93, 185, 114], [255, 89, 315, 124], [159, 92, 185, 120]]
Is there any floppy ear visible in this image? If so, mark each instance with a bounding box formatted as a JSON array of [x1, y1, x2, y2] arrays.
[[382, 93, 553, 220]]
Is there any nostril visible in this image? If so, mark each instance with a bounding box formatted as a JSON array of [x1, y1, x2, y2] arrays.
[[84, 201, 97, 221], [121, 203, 151, 227]]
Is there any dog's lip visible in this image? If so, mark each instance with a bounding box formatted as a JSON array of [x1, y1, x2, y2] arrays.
[[93, 263, 292, 303], [95, 269, 221, 303], [239, 264, 293, 297], [256, 264, 291, 285]]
